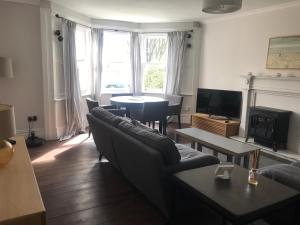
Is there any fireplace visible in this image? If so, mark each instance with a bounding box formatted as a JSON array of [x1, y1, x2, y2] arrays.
[[246, 106, 291, 151]]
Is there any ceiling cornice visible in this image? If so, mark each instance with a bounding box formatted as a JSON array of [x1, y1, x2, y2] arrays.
[[203, 0, 300, 24], [0, 0, 40, 6]]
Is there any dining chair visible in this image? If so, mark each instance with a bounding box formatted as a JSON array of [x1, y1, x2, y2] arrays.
[[130, 101, 169, 135], [166, 95, 184, 129], [86, 98, 125, 137], [111, 93, 134, 116]]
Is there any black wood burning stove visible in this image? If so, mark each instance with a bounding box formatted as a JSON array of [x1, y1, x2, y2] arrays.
[[246, 106, 291, 151]]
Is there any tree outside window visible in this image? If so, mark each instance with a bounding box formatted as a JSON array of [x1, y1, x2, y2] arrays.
[[141, 34, 168, 93]]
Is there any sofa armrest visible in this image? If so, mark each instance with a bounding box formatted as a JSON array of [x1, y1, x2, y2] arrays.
[[259, 164, 300, 191], [100, 104, 117, 109], [167, 153, 219, 173], [291, 161, 300, 168]]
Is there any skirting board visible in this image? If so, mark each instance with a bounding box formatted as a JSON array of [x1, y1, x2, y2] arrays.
[[168, 114, 191, 125], [181, 114, 192, 124], [17, 128, 45, 139], [56, 126, 66, 140]]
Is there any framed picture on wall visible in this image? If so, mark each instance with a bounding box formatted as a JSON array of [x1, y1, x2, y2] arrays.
[[266, 35, 300, 69]]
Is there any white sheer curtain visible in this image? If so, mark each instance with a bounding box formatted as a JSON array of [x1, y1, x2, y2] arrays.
[[60, 19, 84, 140], [165, 31, 187, 96], [130, 32, 142, 95], [91, 28, 103, 101]]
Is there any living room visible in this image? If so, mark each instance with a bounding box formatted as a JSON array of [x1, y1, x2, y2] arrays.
[[0, 0, 300, 225]]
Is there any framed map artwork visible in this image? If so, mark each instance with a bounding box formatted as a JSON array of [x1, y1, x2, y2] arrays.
[[266, 36, 300, 69]]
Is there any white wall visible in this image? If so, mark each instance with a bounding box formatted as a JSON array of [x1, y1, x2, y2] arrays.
[[199, 4, 300, 90], [0, 1, 44, 136], [199, 4, 300, 153]]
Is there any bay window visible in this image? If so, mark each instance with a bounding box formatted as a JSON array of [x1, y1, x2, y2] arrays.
[[75, 25, 92, 96], [101, 31, 131, 93], [140, 34, 168, 93]]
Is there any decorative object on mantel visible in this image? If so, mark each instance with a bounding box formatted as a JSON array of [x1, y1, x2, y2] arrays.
[[286, 74, 297, 78], [266, 36, 300, 69], [202, 0, 242, 14], [248, 150, 260, 186], [0, 104, 16, 167], [0, 57, 14, 78], [241, 73, 300, 80]]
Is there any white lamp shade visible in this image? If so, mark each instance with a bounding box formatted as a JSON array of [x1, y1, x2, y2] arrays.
[[0, 57, 14, 78], [0, 104, 16, 140], [202, 0, 242, 14]]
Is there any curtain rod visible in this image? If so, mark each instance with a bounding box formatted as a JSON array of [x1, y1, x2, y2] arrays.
[[55, 14, 193, 33]]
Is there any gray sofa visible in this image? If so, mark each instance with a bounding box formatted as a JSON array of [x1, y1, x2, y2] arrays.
[[259, 162, 300, 224], [259, 161, 300, 191], [87, 107, 220, 217]]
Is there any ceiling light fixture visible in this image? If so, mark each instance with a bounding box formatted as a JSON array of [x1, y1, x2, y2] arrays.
[[202, 0, 242, 14]]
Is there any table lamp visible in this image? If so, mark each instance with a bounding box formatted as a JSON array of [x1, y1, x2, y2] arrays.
[[0, 104, 16, 167], [0, 57, 14, 78]]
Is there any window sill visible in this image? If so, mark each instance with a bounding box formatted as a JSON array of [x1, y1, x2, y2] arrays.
[[142, 91, 164, 95]]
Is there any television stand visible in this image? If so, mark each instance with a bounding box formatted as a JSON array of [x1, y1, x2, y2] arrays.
[[191, 113, 240, 137], [209, 114, 230, 120]]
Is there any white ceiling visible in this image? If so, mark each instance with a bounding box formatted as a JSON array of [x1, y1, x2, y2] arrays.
[[49, 0, 298, 23]]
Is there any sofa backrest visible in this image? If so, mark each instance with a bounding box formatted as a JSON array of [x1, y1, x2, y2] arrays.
[[89, 107, 181, 166], [91, 107, 122, 126], [87, 113, 120, 169], [87, 106, 180, 216], [109, 127, 169, 215], [117, 120, 181, 165]]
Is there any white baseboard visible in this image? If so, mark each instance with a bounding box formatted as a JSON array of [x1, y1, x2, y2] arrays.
[[181, 114, 191, 124], [168, 114, 191, 125], [56, 126, 66, 139], [16, 128, 45, 139]]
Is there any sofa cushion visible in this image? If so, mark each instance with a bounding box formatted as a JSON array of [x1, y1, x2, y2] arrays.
[[118, 120, 180, 165], [166, 144, 220, 173], [91, 107, 122, 127], [117, 117, 159, 134], [259, 164, 300, 191], [291, 161, 300, 168], [131, 119, 160, 134], [119, 116, 133, 124]]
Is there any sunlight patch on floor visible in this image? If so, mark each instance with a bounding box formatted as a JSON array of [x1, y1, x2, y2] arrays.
[[32, 134, 90, 164]]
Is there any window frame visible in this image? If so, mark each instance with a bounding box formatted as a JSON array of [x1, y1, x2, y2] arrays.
[[75, 25, 92, 96], [140, 33, 168, 94], [101, 30, 132, 94]]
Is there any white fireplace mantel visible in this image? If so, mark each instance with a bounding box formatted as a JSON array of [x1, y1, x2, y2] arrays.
[[238, 74, 300, 160]]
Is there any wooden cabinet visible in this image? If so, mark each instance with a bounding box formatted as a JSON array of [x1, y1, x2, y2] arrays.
[[191, 113, 240, 137], [0, 137, 45, 225]]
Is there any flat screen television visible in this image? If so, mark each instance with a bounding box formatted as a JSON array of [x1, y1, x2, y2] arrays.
[[196, 88, 242, 119]]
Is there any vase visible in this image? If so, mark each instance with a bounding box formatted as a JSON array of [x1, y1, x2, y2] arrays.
[[0, 140, 14, 167], [248, 168, 258, 186]]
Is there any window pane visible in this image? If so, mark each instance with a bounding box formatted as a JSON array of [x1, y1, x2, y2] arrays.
[[75, 26, 92, 96], [101, 31, 131, 93], [141, 34, 168, 93]]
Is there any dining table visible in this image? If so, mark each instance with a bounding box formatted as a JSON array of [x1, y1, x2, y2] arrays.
[[110, 95, 167, 132], [110, 95, 166, 114]]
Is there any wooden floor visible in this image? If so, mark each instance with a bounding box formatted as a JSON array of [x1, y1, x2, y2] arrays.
[[30, 135, 168, 225], [28, 123, 271, 225]]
